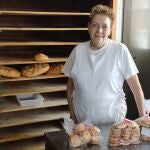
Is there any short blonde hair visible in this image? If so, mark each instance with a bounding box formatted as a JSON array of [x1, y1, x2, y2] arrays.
[[89, 4, 115, 26]]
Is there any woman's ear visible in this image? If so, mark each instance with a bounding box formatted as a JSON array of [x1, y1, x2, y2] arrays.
[[108, 28, 112, 36]]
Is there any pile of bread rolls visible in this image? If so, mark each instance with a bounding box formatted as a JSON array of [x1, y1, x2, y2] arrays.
[[69, 123, 101, 148], [135, 116, 150, 141], [108, 119, 140, 146]]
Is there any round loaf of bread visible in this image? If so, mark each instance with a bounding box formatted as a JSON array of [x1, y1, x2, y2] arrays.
[[46, 64, 63, 74], [90, 135, 100, 145], [34, 53, 49, 62], [22, 63, 50, 77], [0, 65, 20, 78], [88, 126, 100, 136], [81, 130, 91, 143], [70, 134, 81, 148], [74, 123, 86, 135]]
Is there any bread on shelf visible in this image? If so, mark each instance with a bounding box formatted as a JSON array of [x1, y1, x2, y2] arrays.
[[34, 53, 49, 62], [22, 63, 50, 77], [0, 65, 21, 78]]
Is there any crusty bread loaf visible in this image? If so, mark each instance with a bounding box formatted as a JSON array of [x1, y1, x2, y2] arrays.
[[34, 53, 49, 62], [22, 63, 50, 77], [0, 65, 20, 78], [46, 63, 63, 74]]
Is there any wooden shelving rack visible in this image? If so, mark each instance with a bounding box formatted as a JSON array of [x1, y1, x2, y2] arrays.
[[0, 0, 117, 149]]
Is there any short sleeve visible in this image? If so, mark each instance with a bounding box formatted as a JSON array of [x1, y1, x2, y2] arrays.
[[61, 47, 76, 78], [119, 44, 139, 80]]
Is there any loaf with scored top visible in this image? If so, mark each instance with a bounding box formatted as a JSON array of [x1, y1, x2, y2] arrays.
[[0, 65, 20, 78], [22, 63, 50, 77]]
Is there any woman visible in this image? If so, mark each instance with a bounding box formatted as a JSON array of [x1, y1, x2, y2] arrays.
[[62, 4, 146, 125]]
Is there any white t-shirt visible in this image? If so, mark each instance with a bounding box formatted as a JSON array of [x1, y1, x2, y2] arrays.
[[62, 39, 138, 125]]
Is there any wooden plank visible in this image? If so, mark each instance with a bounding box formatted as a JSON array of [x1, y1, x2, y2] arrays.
[[0, 74, 66, 82], [0, 94, 67, 113], [111, 0, 118, 40], [0, 41, 81, 46], [0, 10, 89, 16], [0, 108, 69, 128], [0, 82, 67, 97], [0, 137, 45, 150], [0, 27, 88, 31], [0, 57, 67, 65], [0, 122, 62, 143]]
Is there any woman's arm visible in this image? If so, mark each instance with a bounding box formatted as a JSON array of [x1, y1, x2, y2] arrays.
[[67, 77, 78, 123], [126, 74, 146, 117]]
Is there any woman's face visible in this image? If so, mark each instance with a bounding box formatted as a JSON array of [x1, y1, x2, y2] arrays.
[[88, 14, 112, 49]]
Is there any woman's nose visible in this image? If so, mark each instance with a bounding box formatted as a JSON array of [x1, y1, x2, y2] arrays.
[[97, 26, 103, 33]]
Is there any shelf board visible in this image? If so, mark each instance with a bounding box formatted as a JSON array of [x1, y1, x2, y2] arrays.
[[0, 137, 45, 150], [0, 10, 89, 16], [0, 74, 66, 82], [0, 57, 67, 65], [0, 95, 67, 113], [0, 41, 81, 46], [0, 108, 69, 128], [0, 122, 62, 143], [0, 82, 67, 97], [0, 27, 88, 31]]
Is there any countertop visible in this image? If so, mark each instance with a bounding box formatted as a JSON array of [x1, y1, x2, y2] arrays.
[[44, 124, 150, 150]]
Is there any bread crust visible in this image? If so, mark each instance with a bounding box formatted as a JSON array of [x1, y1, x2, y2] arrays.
[[0, 65, 20, 78], [46, 64, 63, 74], [22, 63, 50, 77], [34, 53, 49, 62]]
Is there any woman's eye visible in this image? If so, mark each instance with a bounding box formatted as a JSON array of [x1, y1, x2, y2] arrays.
[[103, 26, 108, 29], [91, 23, 97, 27]]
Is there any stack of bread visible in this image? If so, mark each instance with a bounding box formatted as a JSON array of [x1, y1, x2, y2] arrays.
[[135, 116, 150, 141], [69, 123, 101, 148], [108, 119, 140, 146]]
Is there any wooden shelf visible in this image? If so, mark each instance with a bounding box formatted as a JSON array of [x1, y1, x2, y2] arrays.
[[0, 0, 117, 148], [0, 56, 67, 65], [0, 108, 69, 128], [0, 41, 81, 46], [0, 27, 88, 31], [0, 74, 66, 82], [0, 122, 62, 143], [0, 10, 89, 16], [0, 81, 66, 97], [0, 94, 67, 113], [0, 137, 45, 150]]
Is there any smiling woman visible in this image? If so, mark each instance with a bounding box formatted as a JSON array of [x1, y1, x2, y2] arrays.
[[88, 14, 112, 49], [62, 4, 146, 126], [88, 5, 114, 50]]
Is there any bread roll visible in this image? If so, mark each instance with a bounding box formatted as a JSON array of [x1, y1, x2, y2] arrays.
[[70, 134, 81, 148], [0, 65, 20, 78], [81, 130, 91, 143], [34, 53, 49, 62], [74, 123, 86, 134], [22, 63, 50, 77], [88, 126, 100, 136], [46, 64, 63, 74], [90, 135, 100, 145]]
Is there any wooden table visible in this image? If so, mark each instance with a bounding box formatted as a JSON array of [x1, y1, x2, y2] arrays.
[[44, 124, 150, 150]]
